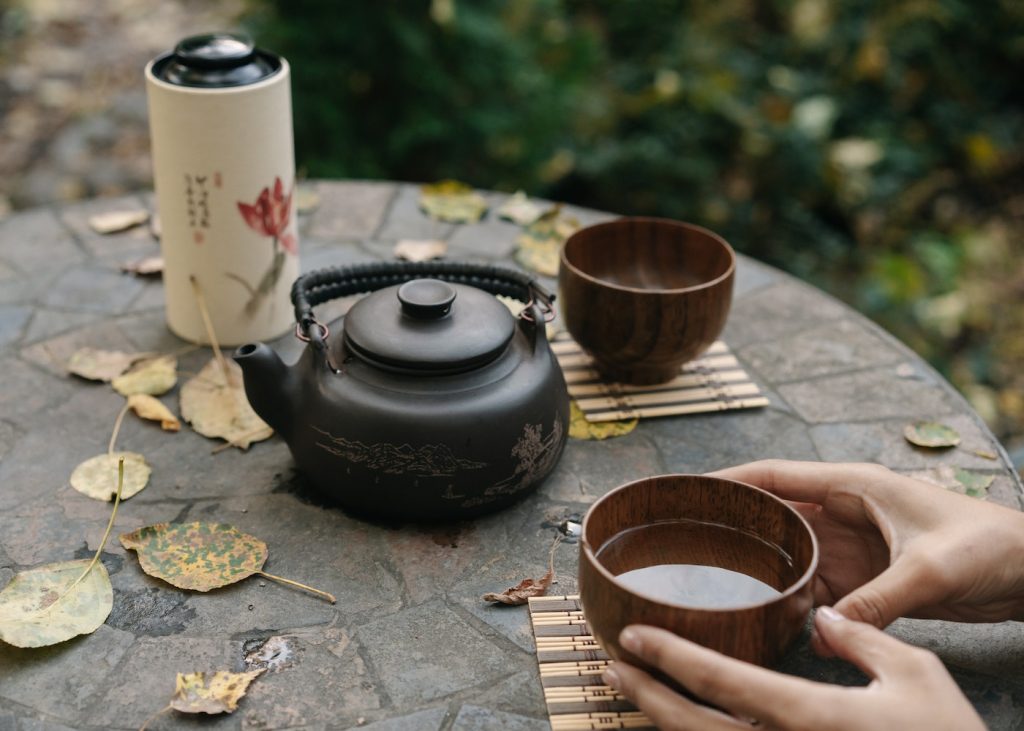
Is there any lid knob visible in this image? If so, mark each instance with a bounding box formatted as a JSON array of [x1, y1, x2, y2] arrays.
[[174, 33, 255, 69], [398, 279, 457, 319]]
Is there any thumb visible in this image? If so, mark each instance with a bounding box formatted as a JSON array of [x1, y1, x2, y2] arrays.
[[814, 607, 922, 681], [832, 564, 921, 629]]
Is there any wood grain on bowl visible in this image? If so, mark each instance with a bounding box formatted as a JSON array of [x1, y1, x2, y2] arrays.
[[579, 474, 817, 668]]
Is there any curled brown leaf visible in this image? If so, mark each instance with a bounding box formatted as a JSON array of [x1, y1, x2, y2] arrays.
[[483, 536, 561, 605]]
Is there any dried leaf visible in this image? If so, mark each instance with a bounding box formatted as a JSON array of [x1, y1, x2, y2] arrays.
[[514, 204, 580, 276], [120, 255, 164, 276], [112, 356, 177, 396], [169, 669, 264, 715], [497, 295, 526, 317], [179, 358, 273, 449], [128, 393, 180, 432], [908, 465, 994, 498], [904, 421, 961, 448], [67, 347, 146, 382], [296, 186, 321, 214], [88, 209, 149, 234], [971, 448, 998, 461], [0, 560, 112, 648], [483, 537, 560, 605], [497, 191, 543, 226], [419, 180, 488, 223], [0, 457, 124, 647], [569, 401, 638, 440], [394, 239, 447, 262], [120, 521, 335, 602], [70, 452, 150, 501], [120, 522, 268, 592]]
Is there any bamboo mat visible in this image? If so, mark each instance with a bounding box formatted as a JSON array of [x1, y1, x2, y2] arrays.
[[529, 595, 656, 730], [551, 335, 769, 423]]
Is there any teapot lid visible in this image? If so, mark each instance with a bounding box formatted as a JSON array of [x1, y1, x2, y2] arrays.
[[343, 279, 516, 373]]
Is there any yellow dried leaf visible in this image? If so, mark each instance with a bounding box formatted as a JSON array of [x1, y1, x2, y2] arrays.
[[569, 401, 638, 440], [70, 452, 150, 501], [0, 559, 112, 648], [0, 457, 124, 647], [497, 191, 543, 226], [120, 255, 164, 276], [87, 209, 149, 234], [296, 186, 321, 213], [419, 180, 488, 223], [169, 669, 264, 715], [67, 347, 146, 382], [128, 393, 180, 431], [179, 358, 272, 449], [112, 356, 177, 396], [394, 239, 447, 262], [513, 204, 580, 277]]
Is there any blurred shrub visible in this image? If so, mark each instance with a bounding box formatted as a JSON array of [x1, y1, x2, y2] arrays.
[[247, 0, 1024, 449]]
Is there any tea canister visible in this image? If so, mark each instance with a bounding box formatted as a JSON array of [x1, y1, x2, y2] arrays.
[[146, 32, 299, 345]]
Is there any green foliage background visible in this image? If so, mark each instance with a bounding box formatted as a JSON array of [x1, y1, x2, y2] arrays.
[[246, 0, 1024, 456]]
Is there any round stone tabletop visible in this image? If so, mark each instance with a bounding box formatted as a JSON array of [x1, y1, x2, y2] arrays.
[[1, 181, 1021, 730]]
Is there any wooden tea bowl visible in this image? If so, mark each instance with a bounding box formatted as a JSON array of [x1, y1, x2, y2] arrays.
[[579, 474, 818, 669], [559, 217, 735, 384]]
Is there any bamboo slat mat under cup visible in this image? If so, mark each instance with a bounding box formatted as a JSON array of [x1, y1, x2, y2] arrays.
[[529, 595, 656, 730], [551, 334, 768, 423]]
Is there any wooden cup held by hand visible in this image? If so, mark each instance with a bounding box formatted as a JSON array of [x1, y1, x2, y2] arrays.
[[579, 474, 818, 669], [559, 217, 735, 384]]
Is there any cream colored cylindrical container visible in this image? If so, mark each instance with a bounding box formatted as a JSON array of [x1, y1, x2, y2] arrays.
[[146, 33, 299, 346]]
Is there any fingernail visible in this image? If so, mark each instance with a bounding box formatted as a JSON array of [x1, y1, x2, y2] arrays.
[[603, 667, 621, 689], [620, 627, 641, 653], [818, 606, 845, 622]]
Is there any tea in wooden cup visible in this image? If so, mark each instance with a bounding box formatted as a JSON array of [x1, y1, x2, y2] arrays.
[[559, 217, 735, 384], [579, 474, 818, 669]]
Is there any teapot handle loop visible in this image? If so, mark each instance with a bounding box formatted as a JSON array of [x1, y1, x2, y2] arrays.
[[291, 261, 555, 341]]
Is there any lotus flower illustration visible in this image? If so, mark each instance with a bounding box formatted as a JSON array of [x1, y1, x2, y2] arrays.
[[230, 176, 297, 315]]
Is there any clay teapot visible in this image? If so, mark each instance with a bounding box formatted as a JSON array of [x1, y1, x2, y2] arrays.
[[234, 261, 570, 521]]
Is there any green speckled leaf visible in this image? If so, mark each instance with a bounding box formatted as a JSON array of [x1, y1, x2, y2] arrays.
[[119, 522, 268, 592], [953, 467, 995, 497], [419, 180, 488, 223], [908, 465, 994, 499], [903, 421, 961, 448], [170, 669, 264, 715], [0, 559, 112, 648]]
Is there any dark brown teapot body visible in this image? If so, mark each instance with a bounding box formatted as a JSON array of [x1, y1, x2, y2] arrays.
[[235, 262, 569, 521]]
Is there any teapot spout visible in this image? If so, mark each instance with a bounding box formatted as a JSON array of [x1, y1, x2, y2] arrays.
[[233, 342, 295, 439]]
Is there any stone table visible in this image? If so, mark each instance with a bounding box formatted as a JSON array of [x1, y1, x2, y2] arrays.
[[1, 181, 1021, 731]]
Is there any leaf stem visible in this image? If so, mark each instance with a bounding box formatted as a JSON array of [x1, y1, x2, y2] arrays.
[[61, 456, 124, 601], [108, 400, 131, 455], [189, 274, 232, 385], [138, 704, 170, 731], [256, 570, 336, 604]]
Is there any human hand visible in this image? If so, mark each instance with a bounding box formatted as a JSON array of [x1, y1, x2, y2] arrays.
[[603, 609, 985, 731], [710, 460, 1024, 629]]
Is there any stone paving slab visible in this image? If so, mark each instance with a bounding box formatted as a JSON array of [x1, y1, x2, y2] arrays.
[[0, 183, 1021, 730]]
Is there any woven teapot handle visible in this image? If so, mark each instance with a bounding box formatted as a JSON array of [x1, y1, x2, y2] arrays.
[[291, 261, 555, 346]]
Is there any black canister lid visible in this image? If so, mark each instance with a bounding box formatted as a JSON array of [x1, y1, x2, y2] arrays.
[[343, 280, 516, 374], [153, 32, 281, 88]]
